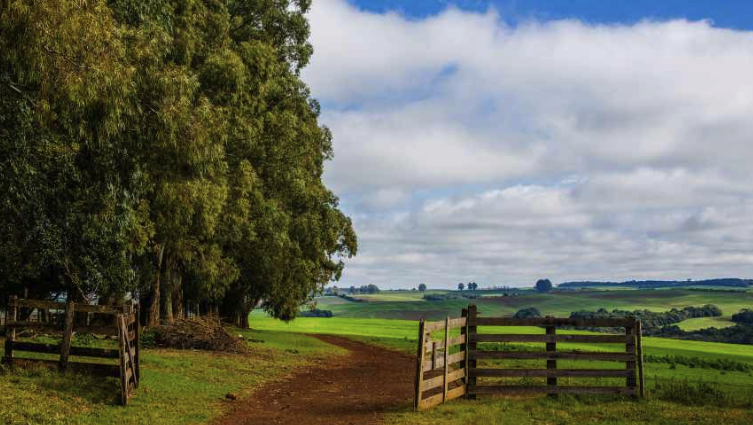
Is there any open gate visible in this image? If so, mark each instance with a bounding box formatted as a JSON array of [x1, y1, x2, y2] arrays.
[[414, 304, 645, 410]]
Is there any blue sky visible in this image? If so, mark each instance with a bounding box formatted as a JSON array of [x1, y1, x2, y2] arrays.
[[350, 0, 753, 29], [302, 0, 753, 289]]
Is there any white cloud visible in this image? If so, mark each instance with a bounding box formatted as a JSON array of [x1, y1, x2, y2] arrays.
[[303, 1, 753, 287]]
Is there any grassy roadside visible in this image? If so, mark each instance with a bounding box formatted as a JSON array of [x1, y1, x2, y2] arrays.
[[384, 395, 753, 425], [0, 329, 344, 425]]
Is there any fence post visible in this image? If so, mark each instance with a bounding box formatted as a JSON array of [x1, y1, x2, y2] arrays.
[[635, 319, 644, 397], [414, 319, 426, 411], [4, 296, 18, 362], [467, 304, 477, 400], [443, 317, 450, 403], [59, 299, 75, 371], [546, 317, 557, 394], [461, 308, 468, 386], [135, 304, 141, 385], [626, 320, 637, 395]]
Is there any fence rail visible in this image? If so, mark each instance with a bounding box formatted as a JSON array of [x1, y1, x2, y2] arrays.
[[414, 304, 645, 410], [2, 296, 140, 405]]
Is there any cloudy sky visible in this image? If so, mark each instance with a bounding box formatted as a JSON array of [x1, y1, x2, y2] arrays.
[[303, 0, 753, 289]]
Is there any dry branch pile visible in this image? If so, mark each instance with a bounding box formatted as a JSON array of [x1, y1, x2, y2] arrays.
[[151, 318, 248, 353]]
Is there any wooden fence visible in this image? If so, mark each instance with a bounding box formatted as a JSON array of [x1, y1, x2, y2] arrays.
[[414, 309, 470, 410], [415, 305, 645, 410], [2, 296, 140, 405]]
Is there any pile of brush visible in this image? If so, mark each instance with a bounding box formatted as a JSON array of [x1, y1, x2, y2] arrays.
[[151, 318, 248, 353]]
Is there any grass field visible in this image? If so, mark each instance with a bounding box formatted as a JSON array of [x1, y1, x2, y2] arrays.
[[249, 309, 753, 424], [318, 289, 753, 328], [0, 329, 344, 425]]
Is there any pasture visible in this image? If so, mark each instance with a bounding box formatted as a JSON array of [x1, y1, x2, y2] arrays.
[[248, 288, 753, 424], [316, 289, 752, 329]]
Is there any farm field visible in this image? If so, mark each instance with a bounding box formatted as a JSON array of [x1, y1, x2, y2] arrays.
[[250, 288, 753, 423], [317, 289, 752, 328]]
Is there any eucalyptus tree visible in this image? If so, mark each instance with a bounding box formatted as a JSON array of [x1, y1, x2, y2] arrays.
[[0, 0, 357, 326]]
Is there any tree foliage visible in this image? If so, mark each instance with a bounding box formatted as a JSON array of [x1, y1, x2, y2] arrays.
[[0, 0, 356, 325], [534, 279, 553, 293], [418, 283, 427, 292]]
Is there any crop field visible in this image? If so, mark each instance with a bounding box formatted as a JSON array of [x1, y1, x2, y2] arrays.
[[317, 289, 752, 328]]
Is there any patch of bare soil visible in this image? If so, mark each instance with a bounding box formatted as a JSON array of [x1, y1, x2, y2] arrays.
[[216, 335, 414, 425]]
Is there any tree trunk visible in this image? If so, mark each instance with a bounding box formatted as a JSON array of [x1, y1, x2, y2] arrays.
[[146, 245, 165, 327], [172, 275, 183, 319]]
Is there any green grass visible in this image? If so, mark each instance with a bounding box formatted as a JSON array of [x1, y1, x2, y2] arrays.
[[677, 316, 735, 331], [0, 329, 344, 425], [384, 395, 753, 425]]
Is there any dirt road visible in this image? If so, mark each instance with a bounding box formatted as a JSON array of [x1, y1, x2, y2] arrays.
[[216, 335, 414, 425]]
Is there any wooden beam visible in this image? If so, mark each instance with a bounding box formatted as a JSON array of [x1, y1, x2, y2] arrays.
[[59, 300, 75, 371], [467, 304, 477, 400], [472, 317, 635, 328], [472, 334, 628, 344], [414, 319, 426, 411], [471, 368, 633, 378], [471, 351, 635, 362], [636, 320, 645, 398], [468, 385, 636, 396], [443, 317, 450, 403], [546, 322, 557, 393]]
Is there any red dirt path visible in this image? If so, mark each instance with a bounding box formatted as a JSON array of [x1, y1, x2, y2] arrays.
[[216, 335, 414, 425]]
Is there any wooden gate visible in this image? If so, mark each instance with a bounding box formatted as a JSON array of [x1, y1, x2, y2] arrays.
[[3, 296, 140, 405], [414, 310, 470, 410], [414, 304, 645, 410]]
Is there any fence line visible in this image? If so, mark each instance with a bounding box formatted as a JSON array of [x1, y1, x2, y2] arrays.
[[414, 304, 645, 410], [2, 296, 140, 405]]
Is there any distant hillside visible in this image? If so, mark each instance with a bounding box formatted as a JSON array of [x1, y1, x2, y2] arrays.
[[558, 278, 752, 289]]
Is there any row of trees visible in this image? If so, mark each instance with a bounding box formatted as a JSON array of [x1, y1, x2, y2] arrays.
[[0, 0, 356, 327], [569, 305, 723, 328]]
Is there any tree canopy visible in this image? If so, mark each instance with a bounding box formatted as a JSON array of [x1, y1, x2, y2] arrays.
[[0, 0, 356, 326], [534, 279, 553, 293]]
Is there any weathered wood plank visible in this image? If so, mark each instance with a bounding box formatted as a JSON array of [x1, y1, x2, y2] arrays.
[[443, 317, 450, 402], [472, 317, 635, 328], [471, 368, 633, 378], [467, 304, 477, 400], [424, 317, 467, 332], [425, 334, 466, 352], [468, 385, 636, 395], [418, 392, 445, 410], [414, 319, 426, 411], [12, 299, 66, 310], [470, 351, 635, 362], [423, 368, 466, 391], [446, 384, 466, 401], [546, 324, 557, 389], [472, 334, 628, 344], [423, 351, 465, 372], [59, 300, 75, 371], [636, 320, 645, 398]]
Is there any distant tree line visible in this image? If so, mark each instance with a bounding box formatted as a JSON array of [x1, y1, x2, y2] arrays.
[[559, 278, 751, 289], [348, 285, 380, 294], [644, 321, 753, 345], [569, 305, 722, 329]]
